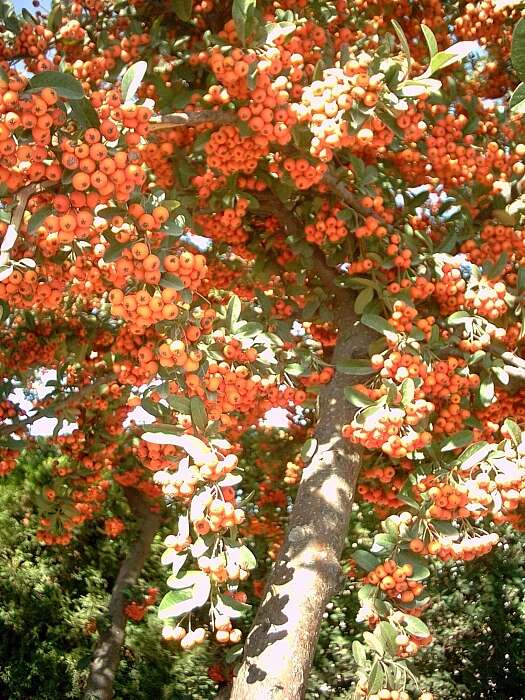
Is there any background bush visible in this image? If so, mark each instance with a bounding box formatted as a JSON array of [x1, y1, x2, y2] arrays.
[[0, 446, 524, 699]]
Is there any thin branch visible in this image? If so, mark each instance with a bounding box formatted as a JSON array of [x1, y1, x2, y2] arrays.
[[322, 171, 370, 217], [149, 110, 237, 131], [0, 373, 116, 437], [11, 179, 55, 232], [257, 194, 351, 300], [84, 487, 162, 700]]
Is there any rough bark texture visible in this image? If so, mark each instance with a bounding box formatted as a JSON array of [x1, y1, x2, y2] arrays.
[[230, 299, 376, 700], [84, 489, 161, 700]]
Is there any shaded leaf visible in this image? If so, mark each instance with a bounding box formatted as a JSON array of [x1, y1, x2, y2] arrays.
[[216, 594, 252, 619], [172, 0, 192, 21], [404, 615, 430, 637], [344, 386, 374, 407], [368, 661, 384, 693], [29, 71, 84, 100], [352, 640, 367, 667], [190, 396, 208, 432], [440, 430, 473, 452], [352, 550, 380, 571], [512, 17, 525, 81]]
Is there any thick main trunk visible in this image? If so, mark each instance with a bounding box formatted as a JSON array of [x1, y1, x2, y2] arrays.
[[230, 302, 376, 700], [84, 489, 162, 700]]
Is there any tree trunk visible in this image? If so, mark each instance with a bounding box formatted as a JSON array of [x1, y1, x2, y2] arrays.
[[84, 488, 162, 700], [230, 300, 376, 700]]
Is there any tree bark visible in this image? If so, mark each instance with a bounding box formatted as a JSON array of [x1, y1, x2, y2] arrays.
[[230, 299, 377, 700], [84, 488, 162, 700]]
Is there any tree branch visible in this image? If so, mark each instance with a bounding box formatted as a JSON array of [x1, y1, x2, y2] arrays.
[[322, 171, 370, 217], [149, 110, 237, 131], [84, 488, 162, 700], [257, 194, 351, 300], [230, 300, 377, 700], [0, 373, 116, 438], [11, 179, 55, 232]]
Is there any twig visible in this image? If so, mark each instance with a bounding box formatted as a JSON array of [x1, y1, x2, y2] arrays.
[[0, 373, 116, 437], [149, 110, 237, 131], [257, 194, 351, 301], [322, 171, 370, 217], [11, 179, 55, 232]]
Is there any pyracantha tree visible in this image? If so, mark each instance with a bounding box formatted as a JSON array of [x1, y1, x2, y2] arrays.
[[1, 0, 525, 698]]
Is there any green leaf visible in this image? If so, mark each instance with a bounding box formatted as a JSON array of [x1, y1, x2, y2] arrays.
[[47, 4, 63, 32], [396, 551, 430, 580], [235, 322, 263, 338], [172, 0, 192, 21], [21, 8, 36, 22], [337, 360, 375, 376], [29, 72, 84, 100], [0, 225, 17, 253], [363, 632, 384, 657], [510, 82, 525, 113], [344, 386, 374, 407], [121, 61, 148, 104], [232, 0, 257, 44], [98, 206, 128, 220], [167, 395, 192, 414], [216, 594, 251, 619], [158, 571, 211, 619], [440, 430, 473, 452], [377, 621, 398, 655], [142, 397, 164, 418], [358, 584, 377, 603], [447, 310, 472, 325], [157, 589, 194, 620], [518, 266, 525, 292], [503, 418, 522, 446], [238, 544, 257, 570], [27, 206, 53, 235], [3, 11, 20, 34], [373, 533, 397, 552], [68, 97, 101, 129], [352, 640, 367, 667], [226, 294, 242, 331], [142, 431, 212, 461], [512, 17, 525, 81], [456, 441, 492, 470], [161, 551, 187, 573], [301, 437, 317, 462], [400, 378, 415, 406], [190, 396, 208, 432], [421, 24, 438, 59], [0, 265, 13, 282], [479, 374, 495, 406], [484, 251, 508, 280], [431, 521, 460, 538], [103, 241, 129, 263], [361, 313, 397, 337], [354, 286, 374, 314], [493, 366, 510, 385], [368, 661, 384, 693], [391, 19, 411, 76], [160, 273, 185, 290], [352, 550, 380, 572], [400, 77, 442, 97], [425, 41, 477, 76], [0, 300, 9, 324], [264, 21, 296, 45], [404, 615, 430, 638]]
